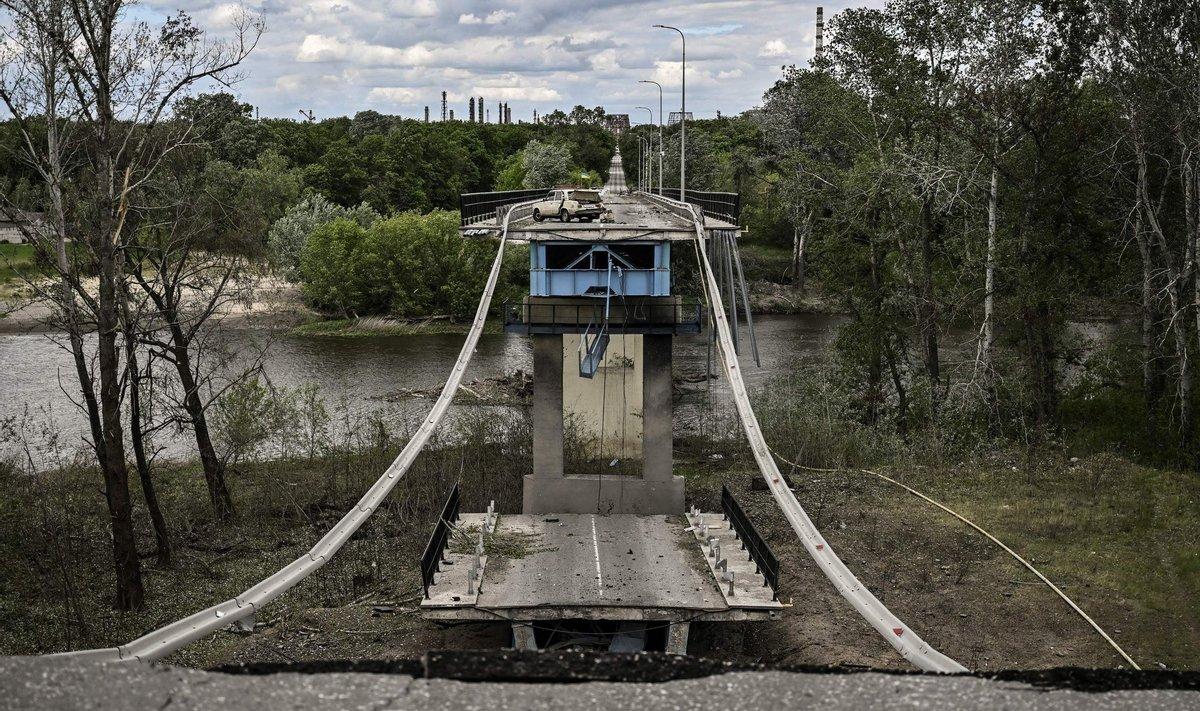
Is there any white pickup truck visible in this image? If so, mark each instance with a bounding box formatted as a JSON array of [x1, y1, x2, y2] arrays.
[[531, 189, 605, 223]]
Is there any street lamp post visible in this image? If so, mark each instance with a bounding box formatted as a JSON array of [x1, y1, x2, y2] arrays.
[[639, 79, 664, 194], [653, 24, 685, 202], [637, 135, 644, 189], [635, 106, 653, 193]]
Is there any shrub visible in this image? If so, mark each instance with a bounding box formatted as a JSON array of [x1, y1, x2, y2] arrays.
[[297, 209, 521, 320], [268, 194, 379, 279]]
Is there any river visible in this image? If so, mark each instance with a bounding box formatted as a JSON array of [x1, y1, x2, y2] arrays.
[[0, 313, 1125, 464]]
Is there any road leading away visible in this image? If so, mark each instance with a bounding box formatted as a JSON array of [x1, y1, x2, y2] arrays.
[[605, 149, 628, 194]]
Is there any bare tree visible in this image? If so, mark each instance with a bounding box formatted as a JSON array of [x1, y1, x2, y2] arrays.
[[1098, 0, 1200, 445], [0, 0, 260, 609], [127, 157, 264, 520]]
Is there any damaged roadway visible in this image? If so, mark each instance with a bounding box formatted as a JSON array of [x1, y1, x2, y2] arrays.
[[2, 655, 1197, 711]]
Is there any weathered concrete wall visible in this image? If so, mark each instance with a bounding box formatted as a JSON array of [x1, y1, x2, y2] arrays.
[[531, 334, 564, 481], [526, 333, 682, 515], [642, 335, 672, 483], [563, 333, 643, 460]]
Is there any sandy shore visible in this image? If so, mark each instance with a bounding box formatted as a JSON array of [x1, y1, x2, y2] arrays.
[[0, 276, 317, 334]]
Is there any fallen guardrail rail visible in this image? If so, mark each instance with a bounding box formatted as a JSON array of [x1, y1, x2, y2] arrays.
[[721, 484, 779, 599], [52, 200, 536, 663], [644, 191, 967, 674]]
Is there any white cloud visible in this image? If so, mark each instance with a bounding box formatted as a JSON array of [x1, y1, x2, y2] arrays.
[[470, 80, 561, 101], [392, 0, 439, 18], [590, 49, 620, 72], [759, 39, 790, 58], [366, 87, 422, 104], [296, 34, 435, 65], [156, 0, 840, 120]]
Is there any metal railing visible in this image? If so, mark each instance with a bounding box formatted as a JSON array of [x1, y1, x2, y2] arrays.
[[421, 484, 462, 599], [720, 485, 779, 598], [681, 192, 966, 673], [647, 187, 740, 225], [460, 189, 547, 225], [502, 300, 703, 333]]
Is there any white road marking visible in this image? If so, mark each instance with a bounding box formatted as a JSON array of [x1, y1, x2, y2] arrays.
[[590, 515, 604, 597]]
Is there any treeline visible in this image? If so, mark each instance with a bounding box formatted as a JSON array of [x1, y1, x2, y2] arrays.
[[623, 0, 1198, 464], [1, 92, 616, 229], [624, 0, 1195, 461]]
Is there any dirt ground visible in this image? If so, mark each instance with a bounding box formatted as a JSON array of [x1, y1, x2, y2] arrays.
[[150, 447, 1195, 672], [0, 275, 314, 334]]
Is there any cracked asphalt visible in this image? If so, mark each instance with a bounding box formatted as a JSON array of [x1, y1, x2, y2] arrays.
[[1, 657, 1196, 710]]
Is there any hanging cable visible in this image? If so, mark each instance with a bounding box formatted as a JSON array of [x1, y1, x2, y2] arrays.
[[766, 446, 1141, 670]]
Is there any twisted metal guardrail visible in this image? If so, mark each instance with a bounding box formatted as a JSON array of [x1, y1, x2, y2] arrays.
[[460, 189, 547, 225], [53, 199, 535, 663], [646, 191, 967, 673], [647, 187, 740, 225], [720, 484, 779, 598]]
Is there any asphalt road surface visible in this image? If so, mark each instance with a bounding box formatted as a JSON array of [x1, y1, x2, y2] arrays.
[[605, 151, 628, 194], [1, 657, 1195, 710]]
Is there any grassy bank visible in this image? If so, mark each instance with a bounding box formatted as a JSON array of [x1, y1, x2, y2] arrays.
[[0, 408, 531, 665], [0, 243, 37, 299], [290, 316, 504, 338], [1, 370, 1195, 670]]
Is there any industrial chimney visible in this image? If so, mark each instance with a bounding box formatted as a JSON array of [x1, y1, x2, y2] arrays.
[[816, 7, 824, 57], [424, 106, 429, 122]]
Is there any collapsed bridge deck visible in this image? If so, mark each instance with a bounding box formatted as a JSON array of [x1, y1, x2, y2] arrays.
[[421, 513, 782, 624], [460, 192, 740, 243]]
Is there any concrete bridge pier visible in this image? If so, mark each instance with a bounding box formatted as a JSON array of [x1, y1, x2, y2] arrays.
[[524, 333, 684, 515]]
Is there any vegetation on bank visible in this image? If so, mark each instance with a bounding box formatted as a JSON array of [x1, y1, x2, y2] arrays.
[[0, 243, 39, 299], [1, 369, 1195, 668]]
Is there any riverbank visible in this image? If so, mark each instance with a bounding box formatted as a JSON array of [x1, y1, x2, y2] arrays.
[[0, 272, 317, 334], [1, 422, 1194, 670]]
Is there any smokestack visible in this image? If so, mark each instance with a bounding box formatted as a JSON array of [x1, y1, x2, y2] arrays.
[[469, 97, 475, 122], [424, 106, 429, 122], [816, 7, 824, 57], [441, 91, 447, 121]]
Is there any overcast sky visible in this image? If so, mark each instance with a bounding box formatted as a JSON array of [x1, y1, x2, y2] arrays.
[[140, 1, 863, 123]]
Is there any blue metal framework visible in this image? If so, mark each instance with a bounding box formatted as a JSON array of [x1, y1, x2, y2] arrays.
[[531, 242, 670, 297]]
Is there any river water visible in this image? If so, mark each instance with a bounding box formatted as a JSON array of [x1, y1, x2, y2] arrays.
[[0, 314, 845, 462], [0, 313, 1125, 463]]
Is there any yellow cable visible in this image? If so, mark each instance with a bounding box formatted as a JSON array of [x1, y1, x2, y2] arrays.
[[767, 446, 1141, 670]]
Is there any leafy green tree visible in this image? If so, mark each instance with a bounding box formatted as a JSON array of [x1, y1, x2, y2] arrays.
[[299, 218, 370, 316], [268, 194, 379, 279], [494, 151, 526, 190], [522, 140, 572, 188]]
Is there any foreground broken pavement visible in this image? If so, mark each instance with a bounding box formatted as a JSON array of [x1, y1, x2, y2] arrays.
[[2, 654, 1197, 711]]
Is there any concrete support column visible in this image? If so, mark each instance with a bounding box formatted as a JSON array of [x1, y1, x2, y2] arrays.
[[512, 622, 538, 651], [666, 621, 690, 655], [642, 334, 673, 482], [532, 334, 563, 480]]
